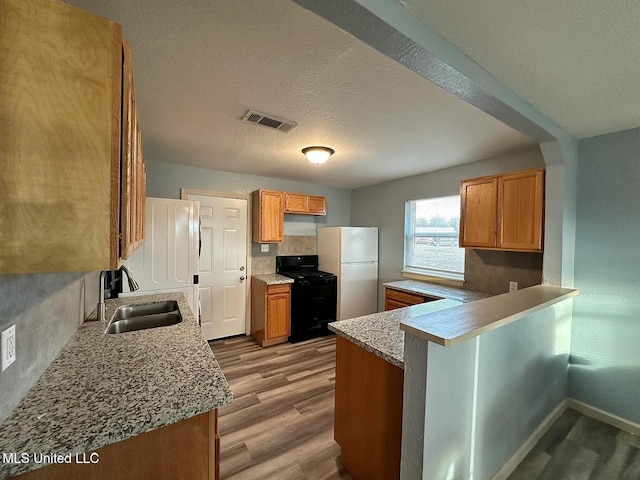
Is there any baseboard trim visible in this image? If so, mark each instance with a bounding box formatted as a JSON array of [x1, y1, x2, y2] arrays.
[[491, 399, 568, 480], [493, 398, 640, 479], [567, 398, 640, 436]]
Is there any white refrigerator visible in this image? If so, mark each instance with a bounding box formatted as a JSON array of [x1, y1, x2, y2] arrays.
[[121, 197, 200, 317], [317, 227, 379, 320]]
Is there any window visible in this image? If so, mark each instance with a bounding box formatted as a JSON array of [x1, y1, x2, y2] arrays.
[[404, 195, 465, 281]]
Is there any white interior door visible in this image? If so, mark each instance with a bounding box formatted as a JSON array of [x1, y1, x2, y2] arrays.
[[189, 194, 248, 340], [121, 197, 199, 315]]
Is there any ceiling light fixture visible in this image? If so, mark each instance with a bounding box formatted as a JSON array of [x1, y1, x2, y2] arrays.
[[302, 146, 334, 165]]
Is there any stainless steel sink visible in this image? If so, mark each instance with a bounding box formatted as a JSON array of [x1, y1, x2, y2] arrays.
[[106, 301, 182, 334], [112, 301, 179, 320]]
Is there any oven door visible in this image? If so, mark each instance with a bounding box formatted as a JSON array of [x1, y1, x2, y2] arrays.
[[290, 278, 337, 337]]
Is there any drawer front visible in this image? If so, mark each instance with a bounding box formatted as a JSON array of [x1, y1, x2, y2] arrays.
[[385, 298, 408, 311], [267, 283, 291, 294], [385, 288, 425, 305]]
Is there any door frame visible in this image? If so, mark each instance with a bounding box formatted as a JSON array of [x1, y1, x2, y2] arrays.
[[181, 188, 253, 336]]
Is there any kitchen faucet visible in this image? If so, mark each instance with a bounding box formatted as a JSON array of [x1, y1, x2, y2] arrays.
[[97, 266, 140, 322]]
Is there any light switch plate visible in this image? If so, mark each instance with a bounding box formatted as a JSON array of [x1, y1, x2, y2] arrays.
[[261, 244, 269, 253], [509, 281, 519, 292], [1, 325, 16, 371]]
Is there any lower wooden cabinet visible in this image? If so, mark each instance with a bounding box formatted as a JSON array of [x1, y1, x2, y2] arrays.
[[14, 410, 219, 480], [334, 336, 403, 480], [385, 288, 430, 310], [251, 280, 291, 347]]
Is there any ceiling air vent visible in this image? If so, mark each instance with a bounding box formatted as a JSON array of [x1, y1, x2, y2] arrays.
[[242, 110, 297, 133]]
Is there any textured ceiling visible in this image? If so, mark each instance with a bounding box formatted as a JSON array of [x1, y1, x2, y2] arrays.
[[402, 0, 640, 139], [65, 0, 536, 189]]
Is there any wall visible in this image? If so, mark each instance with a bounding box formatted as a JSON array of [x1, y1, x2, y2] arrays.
[[0, 272, 99, 423], [402, 301, 572, 479], [146, 161, 351, 236], [570, 128, 640, 423], [350, 150, 545, 308]]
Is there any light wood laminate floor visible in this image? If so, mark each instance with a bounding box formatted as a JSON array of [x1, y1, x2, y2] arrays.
[[508, 408, 640, 480], [209, 335, 353, 480]]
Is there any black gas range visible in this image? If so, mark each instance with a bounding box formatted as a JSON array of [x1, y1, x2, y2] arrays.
[[276, 255, 337, 343]]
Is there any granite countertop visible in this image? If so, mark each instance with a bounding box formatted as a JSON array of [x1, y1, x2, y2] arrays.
[[384, 279, 492, 303], [0, 293, 232, 480], [328, 299, 462, 369], [252, 273, 294, 285]]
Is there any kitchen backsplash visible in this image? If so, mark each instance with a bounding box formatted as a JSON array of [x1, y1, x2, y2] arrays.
[[251, 235, 316, 274], [0, 271, 99, 424], [463, 249, 543, 295]]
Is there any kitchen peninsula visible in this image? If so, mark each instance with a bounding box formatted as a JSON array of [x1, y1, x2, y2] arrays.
[[329, 285, 577, 480], [329, 296, 465, 480], [0, 293, 232, 480]]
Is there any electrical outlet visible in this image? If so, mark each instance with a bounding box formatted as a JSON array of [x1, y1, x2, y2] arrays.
[[1, 325, 16, 371], [260, 244, 269, 253], [509, 281, 519, 292]]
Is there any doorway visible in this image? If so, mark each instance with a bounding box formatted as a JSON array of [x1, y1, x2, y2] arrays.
[[185, 190, 249, 340]]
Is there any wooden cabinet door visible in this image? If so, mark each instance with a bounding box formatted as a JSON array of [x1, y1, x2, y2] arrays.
[[0, 0, 122, 273], [120, 41, 146, 260], [266, 289, 290, 340], [384, 288, 426, 311], [460, 176, 498, 248], [15, 411, 218, 480], [497, 169, 544, 251], [253, 190, 284, 243], [284, 193, 308, 213], [307, 195, 327, 215]]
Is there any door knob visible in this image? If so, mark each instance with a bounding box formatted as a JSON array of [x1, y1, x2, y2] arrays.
[[240, 276, 245, 281], [240, 266, 245, 271]]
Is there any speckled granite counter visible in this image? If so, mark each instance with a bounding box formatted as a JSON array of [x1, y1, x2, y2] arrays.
[[252, 273, 294, 285], [384, 280, 491, 303], [0, 293, 232, 480], [328, 299, 462, 369]]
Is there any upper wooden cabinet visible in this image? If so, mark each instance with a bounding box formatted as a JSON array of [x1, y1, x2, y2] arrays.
[[120, 41, 147, 260], [0, 0, 145, 273], [252, 190, 285, 243], [284, 193, 308, 214], [460, 176, 498, 249], [497, 169, 544, 251], [253, 190, 326, 243], [459, 168, 544, 252], [284, 193, 327, 216]]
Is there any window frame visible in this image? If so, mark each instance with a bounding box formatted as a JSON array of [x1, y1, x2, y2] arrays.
[[403, 195, 465, 283]]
